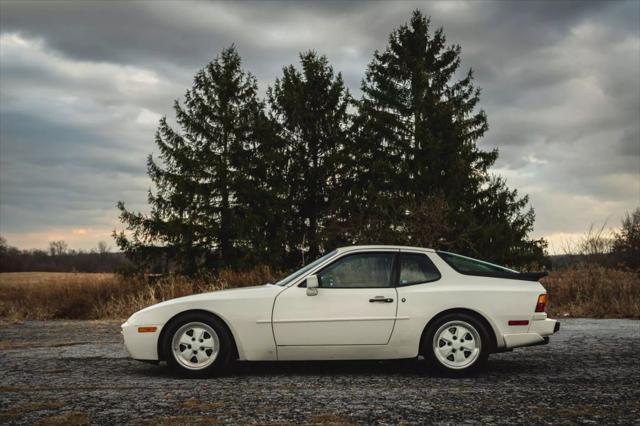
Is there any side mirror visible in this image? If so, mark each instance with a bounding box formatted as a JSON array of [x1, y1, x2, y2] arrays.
[[306, 275, 319, 296]]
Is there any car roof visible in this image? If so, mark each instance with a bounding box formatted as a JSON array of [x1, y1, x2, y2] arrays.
[[335, 245, 435, 254]]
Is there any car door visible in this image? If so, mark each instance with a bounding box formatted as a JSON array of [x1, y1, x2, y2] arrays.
[[272, 251, 399, 346]]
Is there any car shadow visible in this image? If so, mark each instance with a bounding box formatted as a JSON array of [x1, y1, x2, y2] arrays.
[[130, 356, 547, 380]]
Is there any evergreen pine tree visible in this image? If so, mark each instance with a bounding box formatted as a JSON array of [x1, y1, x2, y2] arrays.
[[612, 208, 640, 270], [268, 52, 351, 266], [351, 10, 545, 264], [114, 46, 268, 274]]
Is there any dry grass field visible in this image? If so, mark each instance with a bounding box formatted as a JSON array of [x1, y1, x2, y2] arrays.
[[543, 265, 640, 318], [0, 265, 638, 321], [0, 268, 274, 321]]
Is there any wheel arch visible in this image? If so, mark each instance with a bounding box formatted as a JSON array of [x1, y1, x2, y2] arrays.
[[419, 308, 499, 354], [157, 309, 240, 362]]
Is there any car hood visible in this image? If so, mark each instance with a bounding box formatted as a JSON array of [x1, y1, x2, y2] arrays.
[[127, 283, 283, 325]]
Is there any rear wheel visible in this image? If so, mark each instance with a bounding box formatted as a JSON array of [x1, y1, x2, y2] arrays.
[[423, 313, 490, 376], [163, 312, 232, 378]]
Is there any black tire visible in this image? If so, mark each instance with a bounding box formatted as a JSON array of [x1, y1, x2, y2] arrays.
[[422, 312, 490, 376], [162, 312, 233, 378]]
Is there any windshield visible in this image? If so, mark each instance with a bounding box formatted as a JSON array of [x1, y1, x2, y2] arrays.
[[274, 250, 338, 286], [437, 251, 518, 275]]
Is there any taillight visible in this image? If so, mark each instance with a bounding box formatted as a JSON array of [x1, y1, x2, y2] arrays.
[[535, 294, 547, 312]]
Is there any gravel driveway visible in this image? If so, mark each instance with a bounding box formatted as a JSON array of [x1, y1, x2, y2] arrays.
[[1, 319, 639, 425]]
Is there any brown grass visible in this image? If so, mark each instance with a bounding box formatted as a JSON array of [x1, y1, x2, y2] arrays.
[[305, 414, 353, 425], [543, 265, 640, 318], [0, 402, 66, 421], [180, 398, 225, 411], [35, 411, 89, 426], [0, 267, 275, 321], [0, 272, 136, 320], [145, 415, 219, 426], [0, 265, 638, 321]]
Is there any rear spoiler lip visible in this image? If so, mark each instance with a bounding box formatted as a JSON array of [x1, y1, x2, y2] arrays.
[[449, 270, 549, 281], [519, 271, 549, 281]]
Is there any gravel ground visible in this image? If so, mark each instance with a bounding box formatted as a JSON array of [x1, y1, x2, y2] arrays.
[[0, 319, 639, 425]]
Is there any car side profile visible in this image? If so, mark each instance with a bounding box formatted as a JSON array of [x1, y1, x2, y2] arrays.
[[122, 245, 559, 377]]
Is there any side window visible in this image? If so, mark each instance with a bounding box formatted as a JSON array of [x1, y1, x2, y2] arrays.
[[399, 253, 441, 285], [318, 253, 395, 288]]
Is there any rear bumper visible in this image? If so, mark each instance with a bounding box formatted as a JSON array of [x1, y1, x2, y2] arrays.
[[503, 318, 559, 349]]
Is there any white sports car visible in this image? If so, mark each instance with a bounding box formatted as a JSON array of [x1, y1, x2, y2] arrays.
[[122, 245, 559, 377]]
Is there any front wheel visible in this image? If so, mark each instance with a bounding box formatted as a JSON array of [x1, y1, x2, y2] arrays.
[[423, 313, 490, 376], [162, 312, 232, 378]]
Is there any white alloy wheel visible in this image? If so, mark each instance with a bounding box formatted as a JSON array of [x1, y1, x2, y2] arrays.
[[433, 320, 482, 370], [171, 321, 220, 370]]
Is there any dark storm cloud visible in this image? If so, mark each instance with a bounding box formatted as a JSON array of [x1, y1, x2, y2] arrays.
[[0, 0, 638, 251]]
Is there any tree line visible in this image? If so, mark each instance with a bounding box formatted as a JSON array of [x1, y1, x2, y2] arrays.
[[114, 11, 548, 275], [552, 209, 640, 271], [3, 205, 636, 273], [0, 237, 129, 273]]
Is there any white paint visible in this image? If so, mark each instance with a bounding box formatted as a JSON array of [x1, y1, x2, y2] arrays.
[[122, 245, 558, 363]]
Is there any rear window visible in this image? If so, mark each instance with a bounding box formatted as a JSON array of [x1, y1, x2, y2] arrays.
[[399, 253, 441, 285], [437, 251, 518, 276]]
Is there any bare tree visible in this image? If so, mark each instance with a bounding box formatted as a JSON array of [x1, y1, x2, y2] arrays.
[[97, 241, 111, 254], [48, 240, 68, 256], [579, 222, 614, 257], [402, 196, 453, 249]]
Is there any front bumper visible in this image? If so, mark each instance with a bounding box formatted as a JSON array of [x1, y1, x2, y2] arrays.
[[121, 321, 163, 361], [503, 318, 560, 349]]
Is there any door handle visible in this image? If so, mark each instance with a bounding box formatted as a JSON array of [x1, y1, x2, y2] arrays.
[[369, 297, 394, 303]]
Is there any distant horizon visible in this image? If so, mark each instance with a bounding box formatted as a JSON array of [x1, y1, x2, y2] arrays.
[[1, 1, 638, 255], [0, 229, 629, 258]]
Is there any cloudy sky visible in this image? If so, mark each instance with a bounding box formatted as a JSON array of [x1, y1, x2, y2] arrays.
[[0, 0, 638, 254]]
